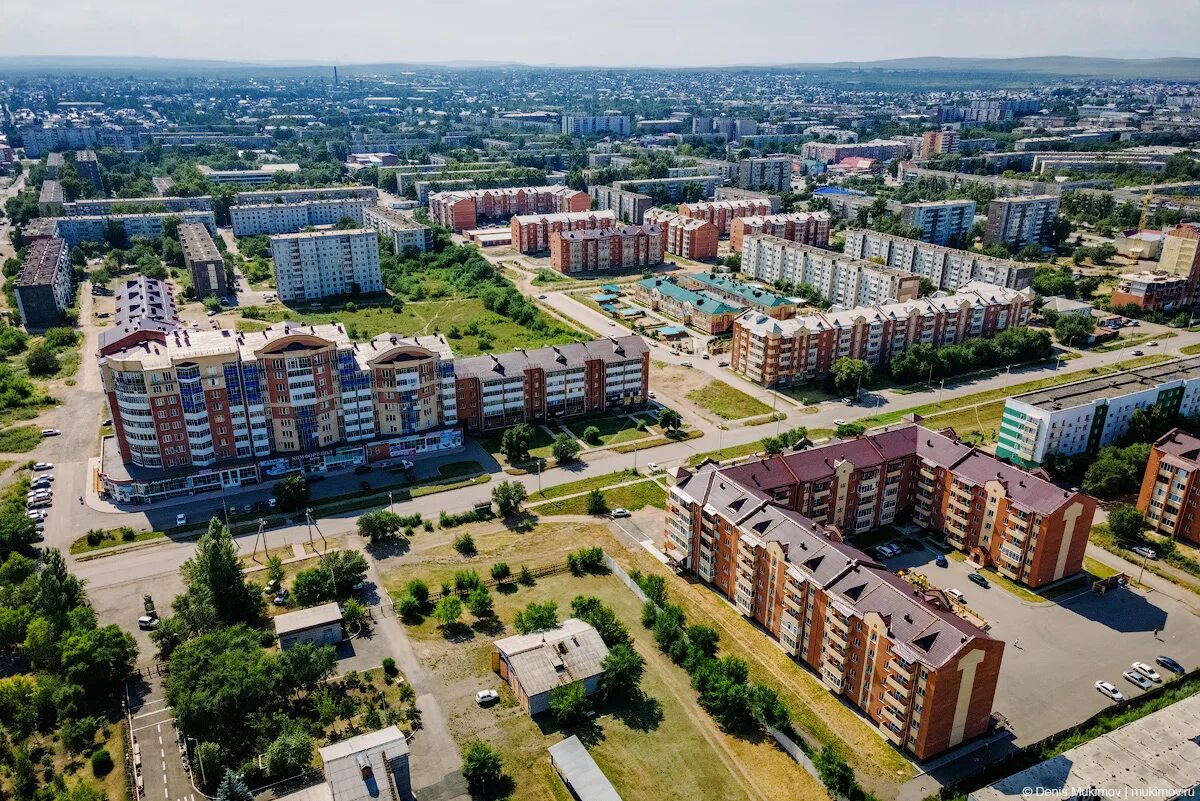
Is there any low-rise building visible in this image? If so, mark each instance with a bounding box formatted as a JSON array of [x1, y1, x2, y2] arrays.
[[1114, 228, 1166, 260], [269, 229, 383, 302], [843, 229, 1033, 290], [179, 222, 228, 299], [14, 237, 71, 329], [643, 209, 718, 261], [492, 619, 609, 715], [548, 736, 622, 801], [274, 602, 344, 650], [510, 210, 616, 253], [98, 277, 180, 355], [731, 282, 1032, 387], [677, 199, 773, 237], [984, 195, 1060, 249], [729, 212, 830, 251], [316, 727, 411, 801], [230, 197, 375, 236], [899, 200, 976, 246], [678, 272, 795, 318], [1110, 271, 1189, 312], [996, 356, 1200, 466], [742, 235, 921, 308], [633, 277, 741, 334], [429, 185, 588, 231], [361, 206, 433, 253], [549, 224, 664, 273], [1138, 428, 1200, 547]]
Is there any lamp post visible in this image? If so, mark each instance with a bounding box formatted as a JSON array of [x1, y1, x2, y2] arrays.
[[186, 736, 207, 787], [388, 491, 394, 515]]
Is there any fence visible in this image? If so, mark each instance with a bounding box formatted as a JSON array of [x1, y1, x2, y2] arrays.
[[604, 554, 652, 606]]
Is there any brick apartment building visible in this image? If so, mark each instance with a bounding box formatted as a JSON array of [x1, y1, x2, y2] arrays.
[[179, 222, 228, 299], [428, 185, 590, 231], [1108, 271, 1189, 312], [678, 199, 773, 236], [730, 282, 1033, 387], [509, 210, 616, 253], [644, 208, 719, 261], [1138, 428, 1200, 547], [550, 224, 665, 273], [729, 212, 831, 252]]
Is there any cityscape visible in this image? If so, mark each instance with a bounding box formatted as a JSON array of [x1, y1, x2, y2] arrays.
[[1, 10, 1200, 801]]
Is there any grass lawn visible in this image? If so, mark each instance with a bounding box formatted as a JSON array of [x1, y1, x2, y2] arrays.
[[920, 401, 1007, 445], [0, 424, 46, 453], [686, 380, 772, 420], [528, 469, 642, 503], [1085, 556, 1120, 579], [240, 297, 585, 355], [686, 440, 763, 467], [235, 318, 271, 333], [565, 414, 654, 447], [611, 428, 703, 453], [1091, 331, 1176, 353], [478, 425, 560, 462], [531, 268, 575, 286], [381, 521, 825, 801], [71, 524, 168, 554], [1182, 343, 1200, 356], [535, 479, 666, 515]]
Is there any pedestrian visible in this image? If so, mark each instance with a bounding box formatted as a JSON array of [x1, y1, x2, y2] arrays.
[[1013, 638, 1020, 649]]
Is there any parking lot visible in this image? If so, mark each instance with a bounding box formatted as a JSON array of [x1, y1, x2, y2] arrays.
[[872, 535, 1200, 746]]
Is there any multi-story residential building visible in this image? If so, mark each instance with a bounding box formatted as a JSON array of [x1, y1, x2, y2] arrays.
[[179, 222, 228, 300], [561, 115, 631, 137], [98, 324, 462, 502], [737, 157, 792, 192], [196, 164, 301, 185], [233, 187, 378, 205], [714, 186, 782, 212], [14, 237, 71, 329], [678, 272, 795, 318], [729, 212, 830, 251], [996, 357, 1200, 466], [643, 209, 718, 261], [64, 196, 214, 216], [899, 200, 977, 246], [428, 185, 590, 231], [269, 229, 383, 302], [453, 335, 649, 432], [1109, 271, 1189, 312], [38, 180, 65, 215], [800, 139, 911, 165], [74, 150, 103, 193], [588, 185, 654, 225], [509, 210, 616, 253], [230, 198, 374, 237], [1137, 428, 1200, 547], [54, 211, 217, 247], [550, 224, 665, 274], [349, 131, 432, 156], [921, 129, 960, 157], [1157, 223, 1200, 304], [678, 198, 774, 237], [361, 206, 433, 253], [633, 277, 741, 334], [98, 277, 181, 356], [984, 195, 1061, 249], [742, 235, 921, 308], [610, 175, 722, 203], [843, 230, 1033, 290], [731, 282, 1033, 387]]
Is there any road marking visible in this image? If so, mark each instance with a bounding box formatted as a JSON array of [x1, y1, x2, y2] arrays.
[[132, 719, 175, 733]]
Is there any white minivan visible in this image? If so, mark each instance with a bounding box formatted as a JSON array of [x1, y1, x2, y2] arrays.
[[945, 588, 966, 604]]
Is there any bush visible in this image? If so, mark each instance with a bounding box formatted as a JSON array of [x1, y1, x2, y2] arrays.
[[585, 488, 608, 515], [490, 562, 511, 582], [397, 594, 422, 623], [452, 532, 476, 556], [517, 565, 535, 586], [382, 657, 398, 678], [582, 425, 601, 445], [566, 546, 605, 575], [90, 748, 113, 777], [641, 601, 658, 629], [513, 601, 558, 634], [406, 579, 430, 607]]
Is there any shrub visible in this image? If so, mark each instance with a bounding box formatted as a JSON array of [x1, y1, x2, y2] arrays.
[[397, 595, 422, 623], [582, 425, 601, 444], [86, 529, 103, 546], [585, 488, 607, 515], [517, 565, 535, 586], [382, 657, 398, 677], [452, 532, 477, 556], [641, 601, 658, 629], [90, 748, 113, 777], [490, 562, 511, 582], [406, 579, 430, 607], [566, 546, 605, 575]]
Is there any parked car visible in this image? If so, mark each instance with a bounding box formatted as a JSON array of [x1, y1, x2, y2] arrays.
[[176, 513, 187, 526], [701, 353, 710, 360], [935, 554, 948, 568], [354, 465, 373, 474], [268, 497, 277, 508], [137, 615, 159, 630], [1131, 662, 1162, 683], [32, 462, 53, 471], [1095, 680, 1125, 702], [1149, 341, 1159, 347], [272, 589, 289, 605], [475, 689, 499, 705], [1131, 350, 1145, 356], [399, 459, 414, 470], [1156, 655, 1186, 675], [946, 588, 966, 603], [968, 572, 990, 589], [1131, 545, 1158, 560], [680, 361, 693, 367], [646, 462, 660, 473], [26, 498, 51, 509], [833, 419, 847, 426], [31, 473, 54, 484], [718, 360, 729, 367], [26, 510, 46, 521], [41, 429, 61, 437], [537, 294, 547, 299], [611, 508, 631, 518], [1123, 670, 1154, 691]]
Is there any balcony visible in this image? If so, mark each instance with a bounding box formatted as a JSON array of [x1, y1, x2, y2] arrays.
[[826, 627, 848, 650], [881, 704, 907, 730], [885, 673, 911, 698]]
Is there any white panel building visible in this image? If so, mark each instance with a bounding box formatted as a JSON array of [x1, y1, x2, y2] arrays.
[[269, 229, 383, 302]]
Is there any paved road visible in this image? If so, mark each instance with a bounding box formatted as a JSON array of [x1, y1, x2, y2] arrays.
[[127, 672, 196, 801]]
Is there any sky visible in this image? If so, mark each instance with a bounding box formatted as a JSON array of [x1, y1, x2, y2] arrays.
[[3, 0, 1198, 67]]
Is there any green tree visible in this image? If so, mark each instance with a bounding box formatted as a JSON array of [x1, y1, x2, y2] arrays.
[[341, 598, 367, 629], [264, 728, 313, 777], [600, 643, 644, 699], [357, 510, 403, 542], [658, 407, 683, 431], [917, 277, 937, 297], [60, 625, 138, 705], [466, 586, 494, 619], [585, 488, 608, 515], [835, 421, 866, 438], [814, 744, 858, 799], [490, 563, 511, 583], [291, 568, 333, 606], [266, 555, 285, 586], [513, 600, 558, 634], [216, 771, 253, 801], [1054, 313, 1095, 347], [1108, 505, 1147, 545], [461, 741, 506, 798], [552, 433, 581, 463], [433, 595, 463, 627], [179, 519, 263, 625], [830, 357, 872, 397], [548, 680, 590, 726], [499, 423, 535, 461], [24, 344, 60, 377], [492, 480, 527, 517], [582, 425, 601, 444], [273, 475, 311, 512]]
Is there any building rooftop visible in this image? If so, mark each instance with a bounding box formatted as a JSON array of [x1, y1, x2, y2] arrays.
[[455, 335, 646, 381], [1041, 295, 1095, 314], [429, 185, 582, 203], [636, 277, 740, 315], [16, 238, 65, 287], [268, 228, 375, 242], [179, 222, 221, 264], [318, 726, 410, 801], [1151, 427, 1200, 470], [362, 205, 429, 230], [1014, 356, 1200, 411], [493, 619, 609, 698], [548, 736, 623, 801], [274, 601, 343, 637], [558, 224, 661, 243], [684, 272, 792, 308], [39, 180, 64, 205], [512, 209, 616, 226]]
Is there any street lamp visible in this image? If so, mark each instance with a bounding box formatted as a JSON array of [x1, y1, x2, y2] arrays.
[[186, 736, 207, 787], [388, 492, 394, 515]]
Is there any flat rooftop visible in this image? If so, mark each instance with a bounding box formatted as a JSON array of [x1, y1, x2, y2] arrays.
[[17, 238, 65, 286], [1014, 356, 1200, 410]]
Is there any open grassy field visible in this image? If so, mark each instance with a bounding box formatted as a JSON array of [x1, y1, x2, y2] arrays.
[[563, 414, 655, 447], [526, 469, 642, 502], [0, 424, 45, 453], [535, 479, 666, 515], [686, 379, 772, 420], [1091, 331, 1176, 353], [380, 521, 828, 801], [477, 424, 561, 463]]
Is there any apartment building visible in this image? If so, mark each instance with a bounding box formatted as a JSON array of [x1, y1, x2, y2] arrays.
[[550, 224, 665, 274], [1109, 271, 1188, 312], [800, 139, 911, 165], [14, 237, 72, 329], [98, 277, 181, 356], [610, 175, 722, 203], [843, 230, 1033, 291], [677, 199, 773, 237], [179, 222, 228, 299], [269, 229, 383, 302], [38, 180, 64, 215], [54, 211, 217, 247], [229, 198, 374, 237], [984, 195, 1061, 249], [996, 357, 1200, 467], [196, 164, 301, 185], [361, 205, 433, 253], [714, 186, 782, 212], [633, 277, 741, 334], [64, 196, 214, 216], [74, 150, 103, 193], [233, 187, 378, 205], [899, 200, 977, 246], [428, 185, 589, 231], [561, 115, 631, 137], [729, 212, 831, 252], [453, 335, 648, 432], [1137, 428, 1200, 547], [737, 157, 792, 192], [731, 282, 1033, 387], [1157, 223, 1200, 304], [509, 210, 616, 253], [921, 129, 960, 157], [98, 324, 462, 502], [588, 185, 654, 224], [643, 209, 718, 261], [742, 235, 921, 308]]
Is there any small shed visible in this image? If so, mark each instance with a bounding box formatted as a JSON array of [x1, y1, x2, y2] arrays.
[[275, 602, 344, 651], [548, 736, 622, 801], [491, 619, 609, 715]]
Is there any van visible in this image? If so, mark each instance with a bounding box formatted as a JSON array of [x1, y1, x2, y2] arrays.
[[945, 588, 965, 604]]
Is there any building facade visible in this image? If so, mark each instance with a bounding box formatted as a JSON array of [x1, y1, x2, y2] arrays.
[[984, 195, 1061, 249], [509, 210, 616, 253], [1137, 428, 1200, 547], [610, 175, 722, 203], [229, 198, 375, 236], [633, 277, 740, 334], [64, 196, 214, 216], [899, 200, 977, 246], [843, 229, 1033, 291], [561, 115, 631, 137], [737, 157, 792, 192], [549, 224, 665, 273], [1157, 224, 1200, 304], [1109, 271, 1188, 312], [921, 129, 960, 157], [179, 222, 228, 299], [731, 282, 1033, 387], [269, 229, 383, 302], [678, 199, 774, 237], [361, 205, 434, 253], [14, 237, 72, 329], [233, 186, 378, 205], [800, 139, 911, 164], [53, 211, 217, 247], [588, 185, 654, 224], [742, 234, 921, 308], [428, 185, 589, 231], [729, 212, 830, 252], [643, 209, 719, 261]]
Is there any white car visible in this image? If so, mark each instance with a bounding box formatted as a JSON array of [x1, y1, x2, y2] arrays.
[[646, 462, 661, 473], [26, 510, 46, 521], [176, 513, 187, 526], [41, 428, 61, 437], [1131, 545, 1158, 560], [1123, 670, 1154, 691], [610, 508, 631, 518], [1132, 662, 1162, 683], [1095, 680, 1125, 702], [475, 689, 499, 705], [32, 462, 53, 471], [833, 419, 848, 426], [945, 588, 966, 603]]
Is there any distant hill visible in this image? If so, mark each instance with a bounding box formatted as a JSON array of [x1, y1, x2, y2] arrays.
[[781, 56, 1200, 81]]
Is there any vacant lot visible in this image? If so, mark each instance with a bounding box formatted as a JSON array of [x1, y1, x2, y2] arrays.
[[380, 521, 825, 801], [686, 379, 772, 421]]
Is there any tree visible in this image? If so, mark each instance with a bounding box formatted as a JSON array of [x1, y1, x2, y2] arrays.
[[835, 421, 866, 438], [658, 407, 682, 432], [24, 344, 59, 377], [462, 741, 505, 798], [585, 488, 608, 515], [433, 596, 463, 627], [452, 532, 476, 556], [552, 433, 581, 463], [1108, 505, 1147, 545], [60, 625, 138, 704], [216, 771, 253, 801], [760, 436, 783, 455], [571, 595, 629, 646], [291, 568, 333, 606], [1083, 443, 1150, 498], [492, 480, 527, 517], [582, 425, 601, 444], [830, 357, 871, 397], [490, 563, 511, 583], [341, 598, 367, 629], [323, 549, 368, 597], [601, 643, 644, 699], [548, 680, 591, 726], [1054, 313, 1095, 347], [357, 510, 403, 542], [917, 277, 937, 297], [179, 520, 262, 626], [273, 476, 311, 512], [499, 423, 535, 461], [466, 586, 494, 619], [513, 601, 558, 634], [814, 745, 858, 799], [266, 555, 285, 586], [264, 729, 313, 777]]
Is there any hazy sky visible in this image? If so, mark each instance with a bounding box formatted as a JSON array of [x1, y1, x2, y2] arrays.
[[3, 0, 1198, 66]]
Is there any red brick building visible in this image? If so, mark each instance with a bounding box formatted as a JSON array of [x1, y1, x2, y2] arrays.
[[729, 212, 830, 252], [428, 185, 591, 231], [549, 224, 665, 274], [678, 199, 773, 236], [644, 208, 719, 261], [509, 210, 616, 253], [1137, 428, 1200, 547]]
